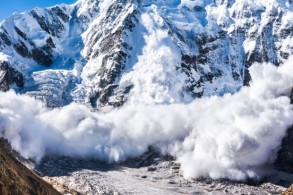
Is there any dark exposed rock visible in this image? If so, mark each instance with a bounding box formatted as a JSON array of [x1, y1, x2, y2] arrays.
[[14, 27, 28, 40], [0, 30, 12, 46], [147, 167, 156, 172], [4, 14, 56, 66], [280, 51, 290, 60], [30, 11, 50, 34], [14, 42, 30, 58], [247, 23, 279, 67], [31, 48, 53, 66], [275, 89, 293, 172], [46, 37, 56, 48], [85, 1, 138, 107], [30, 8, 68, 38], [0, 6, 63, 67], [275, 125, 293, 173], [51, 6, 70, 23], [0, 61, 24, 91]]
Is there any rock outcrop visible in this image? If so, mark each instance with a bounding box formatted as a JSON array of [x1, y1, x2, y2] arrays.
[[275, 89, 293, 173], [0, 139, 60, 195], [0, 61, 24, 92]]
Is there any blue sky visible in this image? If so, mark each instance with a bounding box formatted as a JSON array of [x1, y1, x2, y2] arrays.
[[0, 0, 77, 21]]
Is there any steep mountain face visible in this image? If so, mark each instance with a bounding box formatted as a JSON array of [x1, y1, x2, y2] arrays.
[[0, 0, 292, 108]]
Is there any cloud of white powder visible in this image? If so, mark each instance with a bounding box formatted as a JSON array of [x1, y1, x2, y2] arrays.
[[1, 57, 293, 181]]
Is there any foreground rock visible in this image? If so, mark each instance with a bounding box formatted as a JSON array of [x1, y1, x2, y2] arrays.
[[284, 185, 293, 195], [275, 89, 293, 173], [0, 139, 60, 195], [276, 125, 293, 174]]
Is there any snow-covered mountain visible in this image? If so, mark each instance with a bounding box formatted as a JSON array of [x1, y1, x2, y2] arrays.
[[0, 0, 292, 108]]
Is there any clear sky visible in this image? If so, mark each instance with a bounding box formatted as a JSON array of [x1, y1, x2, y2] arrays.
[[0, 0, 77, 22]]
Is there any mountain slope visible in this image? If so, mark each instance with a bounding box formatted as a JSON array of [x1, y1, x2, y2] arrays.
[[0, 139, 60, 195], [0, 0, 292, 109]]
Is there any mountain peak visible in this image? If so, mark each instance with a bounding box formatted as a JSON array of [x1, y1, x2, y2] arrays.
[[0, 0, 292, 108]]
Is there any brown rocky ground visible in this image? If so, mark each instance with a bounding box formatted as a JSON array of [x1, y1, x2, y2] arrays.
[[0, 139, 60, 195], [284, 185, 293, 195]]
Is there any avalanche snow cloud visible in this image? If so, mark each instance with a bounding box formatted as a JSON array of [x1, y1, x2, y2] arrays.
[[1, 57, 293, 181]]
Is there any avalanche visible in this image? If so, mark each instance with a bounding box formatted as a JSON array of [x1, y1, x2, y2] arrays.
[[0, 0, 293, 182], [1, 57, 293, 180]]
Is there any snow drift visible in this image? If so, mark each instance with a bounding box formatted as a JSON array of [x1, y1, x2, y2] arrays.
[[1, 57, 293, 181]]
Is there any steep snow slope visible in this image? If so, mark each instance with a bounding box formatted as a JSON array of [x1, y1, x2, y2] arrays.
[[0, 0, 292, 108]]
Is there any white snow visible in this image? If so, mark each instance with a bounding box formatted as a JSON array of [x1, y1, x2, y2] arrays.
[[120, 8, 192, 105], [0, 52, 9, 62], [0, 0, 291, 107]]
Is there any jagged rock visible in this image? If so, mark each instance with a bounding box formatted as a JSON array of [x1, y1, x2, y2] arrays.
[[0, 61, 24, 92], [284, 185, 293, 195], [0, 139, 60, 195], [31, 48, 53, 66], [275, 88, 293, 173], [275, 124, 293, 173]]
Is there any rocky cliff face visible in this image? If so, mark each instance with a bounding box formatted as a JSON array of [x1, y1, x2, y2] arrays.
[[0, 139, 60, 195], [0, 0, 292, 108], [275, 89, 293, 173], [0, 61, 24, 91]]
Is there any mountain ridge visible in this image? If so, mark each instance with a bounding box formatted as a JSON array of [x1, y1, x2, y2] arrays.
[[0, 0, 292, 108]]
